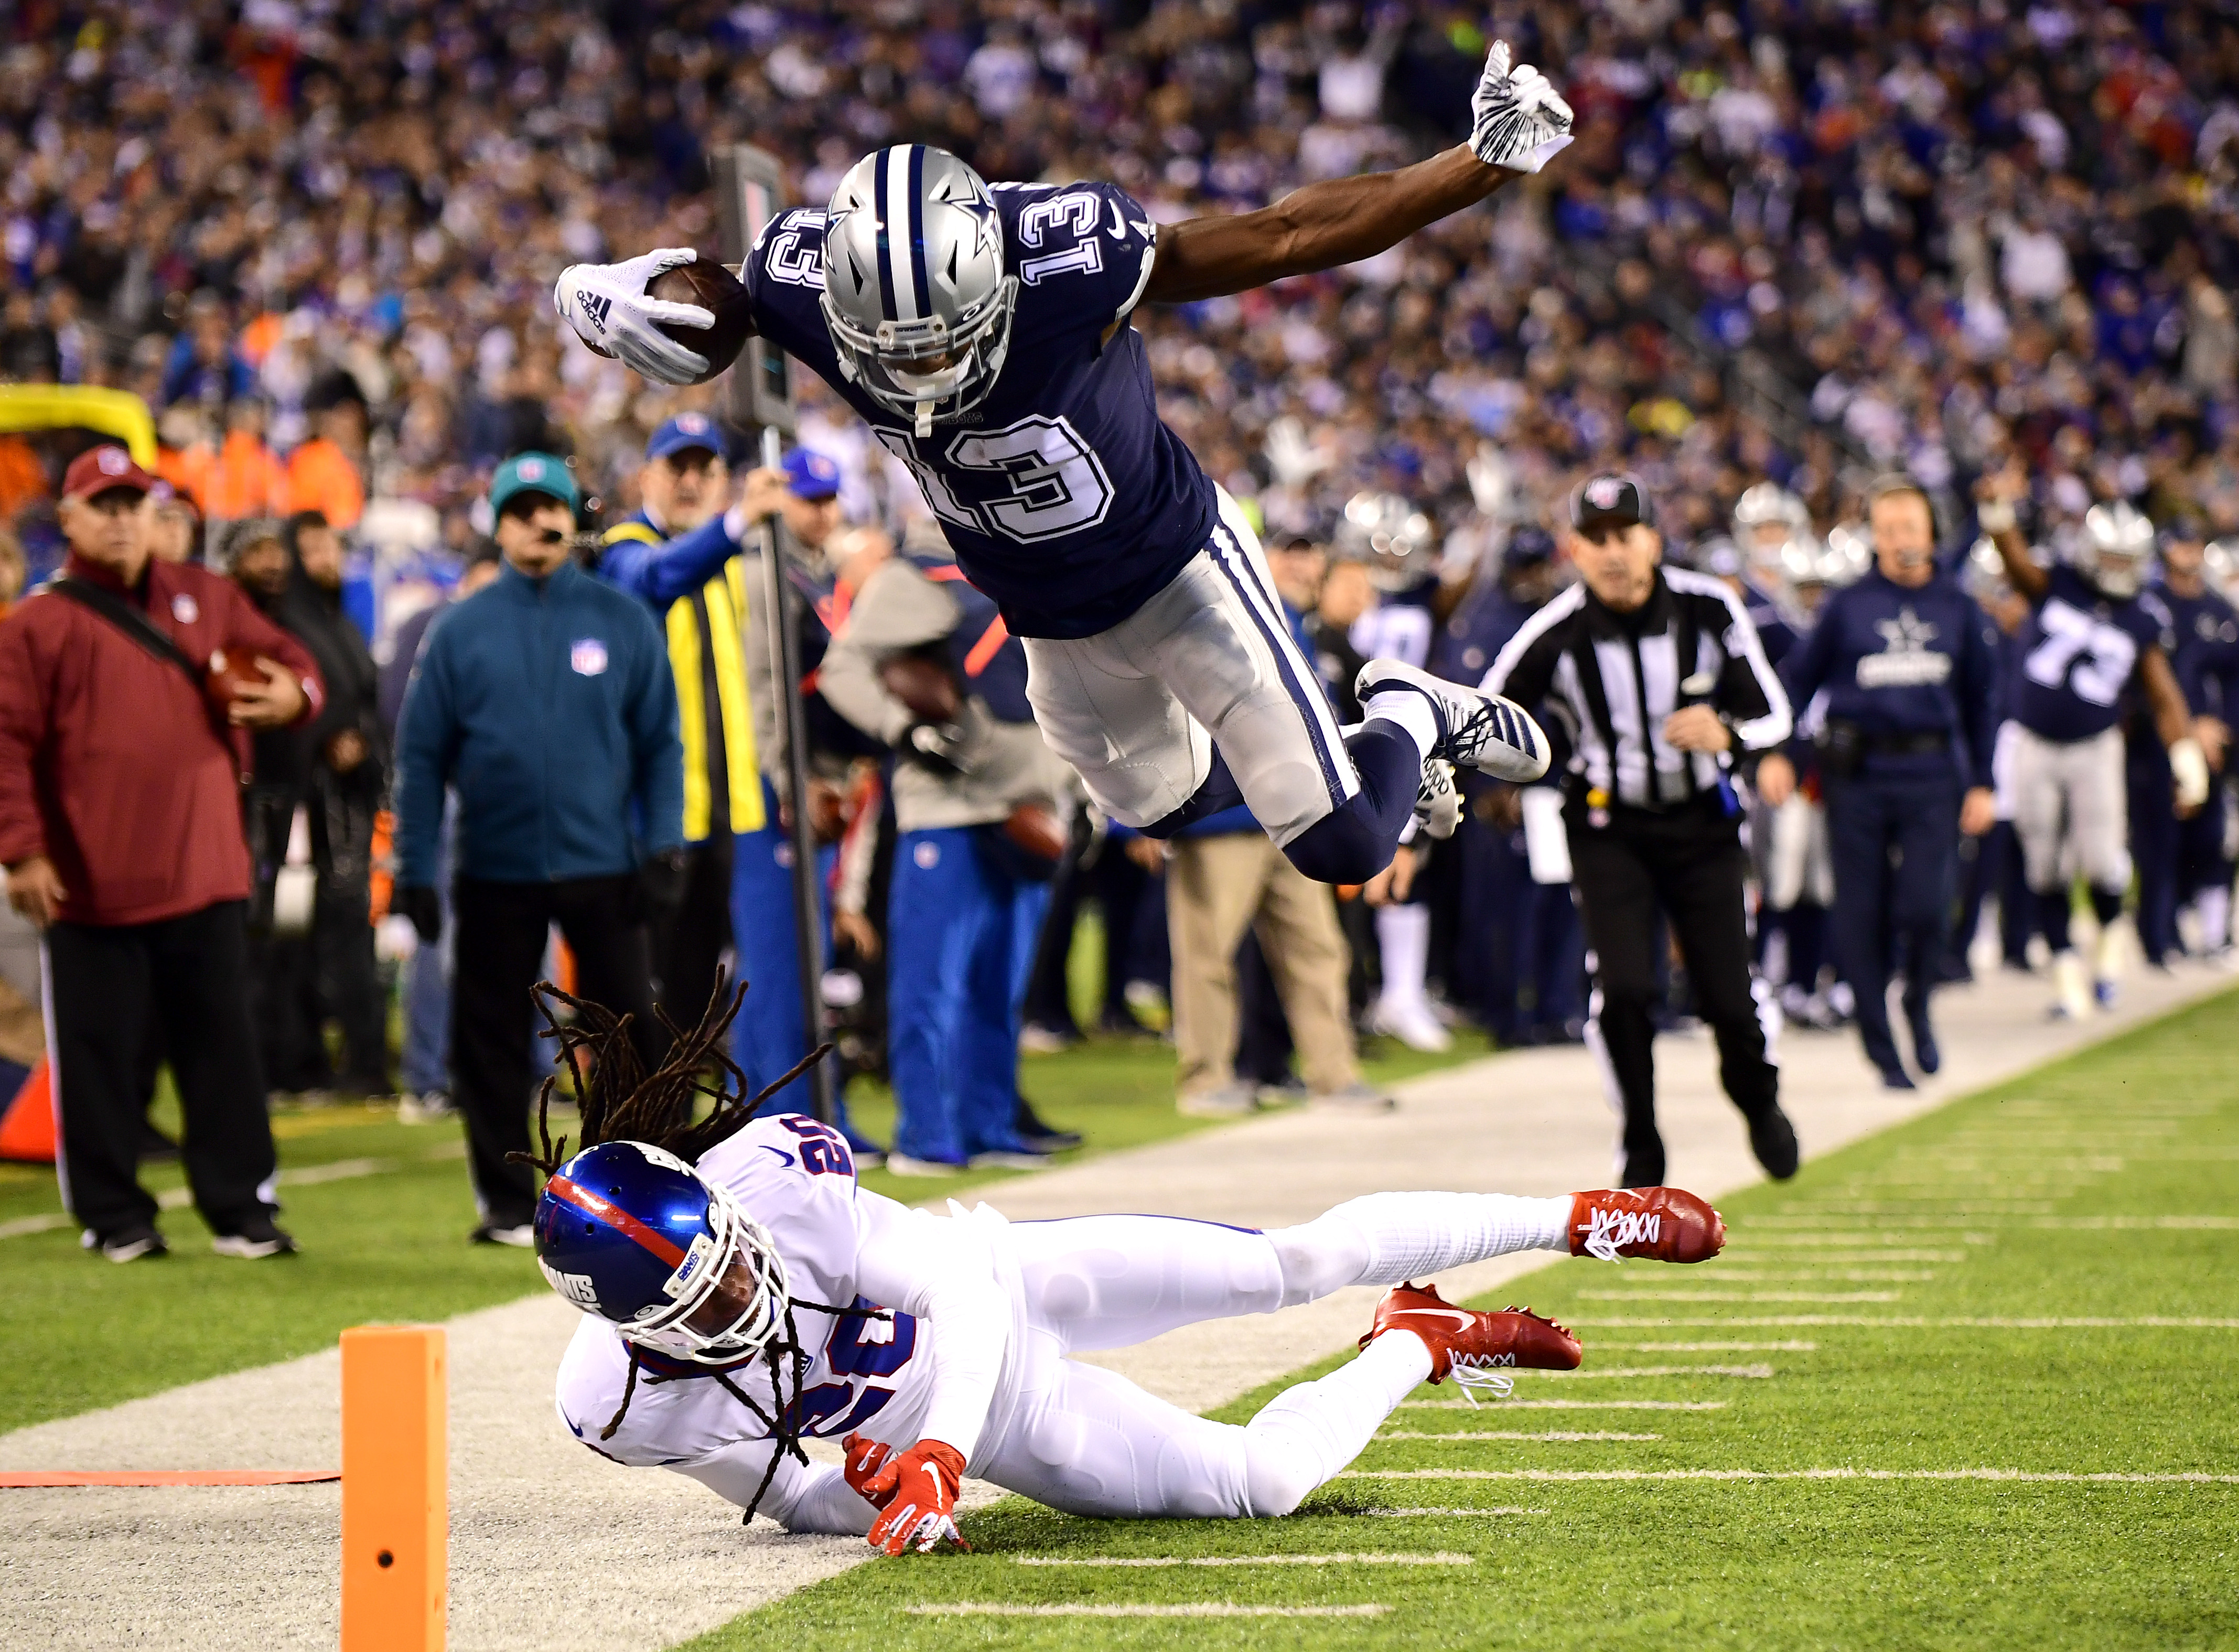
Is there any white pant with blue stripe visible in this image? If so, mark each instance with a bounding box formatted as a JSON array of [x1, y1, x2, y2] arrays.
[[1019, 496, 1357, 847]]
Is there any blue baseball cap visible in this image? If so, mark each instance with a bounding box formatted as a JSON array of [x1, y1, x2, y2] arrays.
[[489, 451, 582, 519], [783, 447, 842, 501], [645, 412, 732, 463]]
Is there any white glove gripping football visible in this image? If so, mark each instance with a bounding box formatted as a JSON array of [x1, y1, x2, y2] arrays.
[[1468, 41, 1575, 174], [554, 248, 715, 385]]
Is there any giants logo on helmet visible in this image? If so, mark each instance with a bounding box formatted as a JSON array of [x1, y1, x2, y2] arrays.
[[541, 1262, 601, 1309]]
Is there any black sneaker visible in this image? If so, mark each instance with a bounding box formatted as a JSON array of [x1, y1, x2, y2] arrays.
[[212, 1212, 297, 1259], [95, 1223, 168, 1264], [1746, 1105, 1801, 1180], [1014, 1098, 1082, 1153]]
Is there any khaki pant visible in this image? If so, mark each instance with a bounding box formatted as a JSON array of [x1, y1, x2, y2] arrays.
[[1168, 832, 1358, 1100]]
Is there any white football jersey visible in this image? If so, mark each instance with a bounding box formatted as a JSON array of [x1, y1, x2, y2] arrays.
[[553, 1117, 942, 1467]]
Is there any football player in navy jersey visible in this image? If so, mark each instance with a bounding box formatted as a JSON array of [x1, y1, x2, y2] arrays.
[[1976, 479, 2211, 1016], [2138, 523, 2238, 963], [554, 45, 1575, 891]]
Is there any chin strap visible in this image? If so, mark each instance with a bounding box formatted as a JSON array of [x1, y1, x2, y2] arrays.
[[914, 401, 933, 438]]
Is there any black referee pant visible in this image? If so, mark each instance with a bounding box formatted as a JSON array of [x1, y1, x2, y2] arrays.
[[45, 899, 277, 1243], [1570, 798, 1780, 1187], [450, 874, 668, 1230]]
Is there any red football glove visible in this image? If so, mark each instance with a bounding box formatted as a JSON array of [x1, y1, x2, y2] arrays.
[[841, 1432, 897, 1506], [859, 1438, 970, 1554]]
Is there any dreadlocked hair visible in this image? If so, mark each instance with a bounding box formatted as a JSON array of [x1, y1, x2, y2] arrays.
[[504, 970, 878, 1528], [508, 969, 832, 1176]]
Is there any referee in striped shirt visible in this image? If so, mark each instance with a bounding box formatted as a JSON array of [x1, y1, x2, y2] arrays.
[[1485, 474, 1800, 1187]]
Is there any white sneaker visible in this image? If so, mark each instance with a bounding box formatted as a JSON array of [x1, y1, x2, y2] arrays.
[[884, 1153, 967, 1177], [1177, 1085, 1258, 1118], [1311, 1082, 1399, 1114], [1369, 997, 1454, 1052], [471, 1223, 535, 1248], [398, 1090, 456, 1125], [2051, 950, 2094, 1020], [1356, 660, 1550, 782]]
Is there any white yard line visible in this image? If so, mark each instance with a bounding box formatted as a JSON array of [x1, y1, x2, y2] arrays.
[[1576, 1290, 1902, 1303], [1379, 1423, 1665, 1432], [906, 1603, 1392, 1618], [1360, 1506, 1549, 1517], [1612, 1342, 1816, 1352], [1012, 1552, 1470, 1567], [1339, 1469, 2239, 1484], [1522, 1363, 1775, 1379], [1400, 1399, 1727, 1411]]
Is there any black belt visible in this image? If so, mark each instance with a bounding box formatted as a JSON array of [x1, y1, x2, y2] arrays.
[[1861, 730, 1951, 755]]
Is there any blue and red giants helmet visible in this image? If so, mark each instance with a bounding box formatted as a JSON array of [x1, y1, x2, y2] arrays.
[[534, 1141, 791, 1365]]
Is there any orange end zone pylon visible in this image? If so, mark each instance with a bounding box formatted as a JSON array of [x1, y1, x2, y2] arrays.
[[0, 1057, 55, 1164], [341, 1325, 447, 1652]]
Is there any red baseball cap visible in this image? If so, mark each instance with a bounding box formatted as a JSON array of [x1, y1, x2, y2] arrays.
[[61, 445, 156, 503]]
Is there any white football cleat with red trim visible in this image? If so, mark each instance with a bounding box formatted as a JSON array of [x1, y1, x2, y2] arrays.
[[1568, 1186, 1725, 1262]]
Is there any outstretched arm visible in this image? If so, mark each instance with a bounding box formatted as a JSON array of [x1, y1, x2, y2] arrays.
[[1143, 42, 1572, 305], [1974, 464, 2049, 603]]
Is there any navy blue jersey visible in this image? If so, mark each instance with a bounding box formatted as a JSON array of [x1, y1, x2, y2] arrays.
[[1739, 579, 1798, 668], [1349, 573, 1439, 671], [1780, 568, 2004, 789], [2011, 565, 2169, 741], [745, 183, 1217, 640], [2146, 578, 2239, 719], [1437, 584, 1537, 684]]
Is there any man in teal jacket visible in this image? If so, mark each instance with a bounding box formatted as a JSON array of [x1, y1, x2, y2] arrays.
[[393, 452, 685, 1245]]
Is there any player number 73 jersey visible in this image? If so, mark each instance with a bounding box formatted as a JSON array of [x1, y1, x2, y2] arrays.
[[746, 180, 1218, 642], [2012, 564, 2168, 742]]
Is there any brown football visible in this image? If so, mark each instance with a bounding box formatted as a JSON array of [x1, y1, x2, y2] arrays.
[[645, 258, 754, 385], [879, 652, 963, 725], [204, 646, 268, 709]]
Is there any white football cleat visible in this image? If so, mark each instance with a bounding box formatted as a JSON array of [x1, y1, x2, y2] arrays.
[[1369, 996, 1453, 1053], [1356, 660, 1549, 783], [2051, 949, 2094, 1020]]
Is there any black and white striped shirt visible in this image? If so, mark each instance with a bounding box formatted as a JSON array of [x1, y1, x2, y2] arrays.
[[1482, 568, 1792, 811]]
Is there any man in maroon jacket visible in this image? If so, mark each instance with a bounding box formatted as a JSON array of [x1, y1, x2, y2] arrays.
[[0, 446, 325, 1262]]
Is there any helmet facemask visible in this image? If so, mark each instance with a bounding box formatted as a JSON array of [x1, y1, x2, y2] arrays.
[[819, 274, 1020, 438], [613, 1182, 791, 1365], [2078, 502, 2152, 600]]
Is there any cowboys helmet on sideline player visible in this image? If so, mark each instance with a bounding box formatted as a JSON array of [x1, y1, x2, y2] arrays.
[[556, 45, 1575, 889], [527, 983, 1725, 1552]]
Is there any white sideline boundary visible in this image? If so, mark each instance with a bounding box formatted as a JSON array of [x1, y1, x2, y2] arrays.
[[1338, 1469, 2239, 1484], [0, 963, 2228, 1651], [1012, 1552, 1470, 1568], [907, 1602, 1390, 1617]]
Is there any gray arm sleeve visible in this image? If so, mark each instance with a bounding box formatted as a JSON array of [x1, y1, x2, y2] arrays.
[[672, 1442, 877, 1535], [818, 562, 964, 748]]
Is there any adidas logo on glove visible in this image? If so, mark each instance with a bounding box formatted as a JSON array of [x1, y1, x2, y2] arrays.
[[578, 290, 612, 333]]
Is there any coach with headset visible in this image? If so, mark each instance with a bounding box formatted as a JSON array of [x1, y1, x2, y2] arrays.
[[1760, 476, 2002, 1092], [1484, 474, 1799, 1189]]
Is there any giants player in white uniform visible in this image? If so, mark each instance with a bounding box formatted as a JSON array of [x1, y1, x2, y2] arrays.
[[553, 47, 1578, 891], [532, 990, 1725, 1550]]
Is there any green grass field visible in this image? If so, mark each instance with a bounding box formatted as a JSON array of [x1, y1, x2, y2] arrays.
[[0, 1027, 1487, 1435], [690, 990, 2239, 1652]]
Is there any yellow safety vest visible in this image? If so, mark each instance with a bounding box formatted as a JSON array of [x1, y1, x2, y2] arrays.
[[601, 523, 767, 839]]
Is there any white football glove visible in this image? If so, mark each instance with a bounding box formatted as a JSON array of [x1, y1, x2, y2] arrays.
[[553, 247, 715, 385], [1468, 41, 1575, 174], [2170, 735, 2211, 813]]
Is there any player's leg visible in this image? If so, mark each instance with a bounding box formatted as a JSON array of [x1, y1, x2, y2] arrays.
[[2010, 728, 2087, 1013], [2073, 728, 2135, 1001], [1005, 1193, 1576, 1357]]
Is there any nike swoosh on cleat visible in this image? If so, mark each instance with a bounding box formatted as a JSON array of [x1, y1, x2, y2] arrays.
[[1392, 1309, 1478, 1330]]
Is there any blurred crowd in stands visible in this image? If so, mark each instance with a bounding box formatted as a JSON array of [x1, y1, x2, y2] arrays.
[[3, 0, 2239, 1226]]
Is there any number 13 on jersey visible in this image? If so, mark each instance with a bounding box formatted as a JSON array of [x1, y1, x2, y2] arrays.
[[875, 415, 1115, 545]]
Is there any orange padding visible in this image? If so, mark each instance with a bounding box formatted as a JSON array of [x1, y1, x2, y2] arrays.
[[0, 1470, 339, 1487]]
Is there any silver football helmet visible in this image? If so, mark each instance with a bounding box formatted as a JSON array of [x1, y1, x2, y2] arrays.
[[1335, 491, 1437, 591], [1821, 521, 1873, 588], [820, 145, 1019, 437], [2075, 500, 2152, 599]]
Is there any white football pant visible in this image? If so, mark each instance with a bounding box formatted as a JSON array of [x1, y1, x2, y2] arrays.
[[2008, 725, 2130, 893], [1021, 493, 1358, 848]]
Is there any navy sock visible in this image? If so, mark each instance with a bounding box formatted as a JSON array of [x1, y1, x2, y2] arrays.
[[1282, 725, 1420, 885], [2037, 887, 2073, 954], [2088, 886, 2124, 928]]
